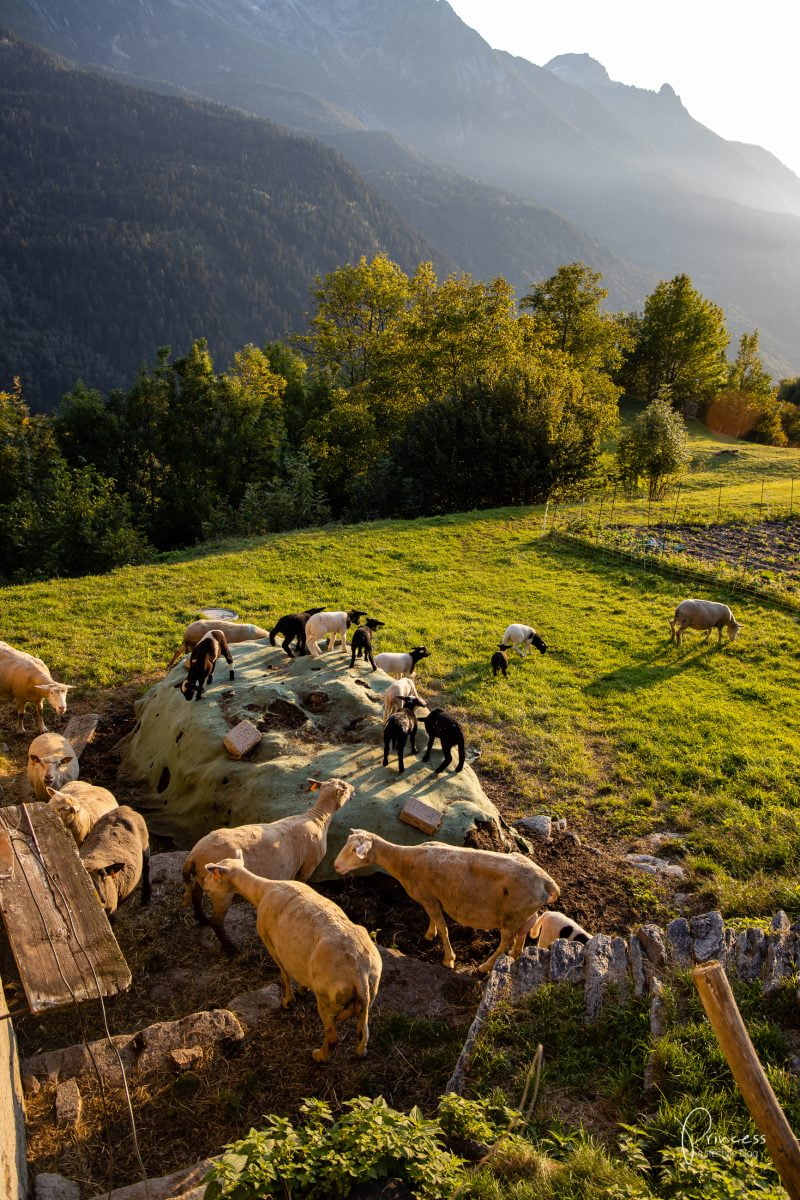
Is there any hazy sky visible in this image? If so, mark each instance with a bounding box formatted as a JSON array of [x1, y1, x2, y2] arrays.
[[448, 1, 800, 178]]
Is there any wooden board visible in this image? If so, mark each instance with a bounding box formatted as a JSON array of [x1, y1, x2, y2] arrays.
[[0, 803, 131, 1013], [63, 713, 100, 759]]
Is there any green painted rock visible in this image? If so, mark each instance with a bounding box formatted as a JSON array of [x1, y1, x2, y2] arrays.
[[119, 641, 503, 879]]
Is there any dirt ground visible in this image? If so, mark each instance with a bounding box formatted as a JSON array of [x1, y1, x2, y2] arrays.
[[0, 684, 665, 1195], [633, 515, 800, 583]]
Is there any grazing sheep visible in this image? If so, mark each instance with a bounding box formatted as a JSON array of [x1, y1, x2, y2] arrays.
[[47, 780, 118, 846], [382, 677, 423, 722], [269, 607, 326, 659], [182, 777, 354, 952], [204, 853, 382, 1061], [334, 830, 559, 973], [669, 599, 741, 646], [305, 610, 368, 657], [529, 910, 591, 950], [79, 806, 151, 918], [0, 640, 73, 734], [383, 696, 426, 773], [491, 643, 511, 677], [175, 630, 234, 701], [502, 624, 547, 657], [27, 732, 79, 801], [166, 620, 268, 669], [373, 647, 430, 678], [421, 708, 465, 774], [349, 618, 385, 671]]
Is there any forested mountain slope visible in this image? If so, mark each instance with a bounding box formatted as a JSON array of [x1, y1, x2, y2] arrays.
[[8, 0, 800, 372], [0, 31, 447, 410]]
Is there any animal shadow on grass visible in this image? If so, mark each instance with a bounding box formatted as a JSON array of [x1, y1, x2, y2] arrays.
[[584, 644, 712, 695]]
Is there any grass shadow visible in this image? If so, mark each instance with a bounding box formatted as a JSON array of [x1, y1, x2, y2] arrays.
[[585, 643, 717, 694]]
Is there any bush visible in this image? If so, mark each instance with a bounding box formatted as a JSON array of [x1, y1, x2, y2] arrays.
[[203, 1096, 467, 1200], [617, 396, 691, 500]]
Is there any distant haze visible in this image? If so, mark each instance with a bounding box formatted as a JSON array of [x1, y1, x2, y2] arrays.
[[449, 0, 800, 178]]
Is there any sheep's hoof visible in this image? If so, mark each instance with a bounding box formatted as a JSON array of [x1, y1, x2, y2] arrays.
[[312, 1047, 331, 1063], [354, 1044, 368, 1059], [442, 959, 456, 970]]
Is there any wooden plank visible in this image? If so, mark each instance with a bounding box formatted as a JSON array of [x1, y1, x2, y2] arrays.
[[63, 713, 100, 759], [0, 804, 131, 1013]]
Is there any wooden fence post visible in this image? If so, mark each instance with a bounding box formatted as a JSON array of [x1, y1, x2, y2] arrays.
[[693, 961, 800, 1200]]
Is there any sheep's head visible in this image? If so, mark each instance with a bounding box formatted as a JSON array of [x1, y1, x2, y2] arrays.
[[530, 632, 547, 654], [364, 618, 385, 630], [88, 862, 125, 916], [204, 849, 245, 893], [727, 618, 742, 641], [176, 678, 200, 701], [410, 646, 430, 663], [307, 777, 354, 810], [346, 609, 369, 626], [402, 697, 426, 714], [333, 830, 374, 874], [46, 786, 80, 823], [497, 643, 511, 651], [34, 682, 73, 715]]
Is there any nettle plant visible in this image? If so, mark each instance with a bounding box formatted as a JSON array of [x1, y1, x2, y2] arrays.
[[203, 1096, 468, 1200]]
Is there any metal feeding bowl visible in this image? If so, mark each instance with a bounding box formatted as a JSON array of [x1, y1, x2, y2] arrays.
[[198, 607, 239, 621]]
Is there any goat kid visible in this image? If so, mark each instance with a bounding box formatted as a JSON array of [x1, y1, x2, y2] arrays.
[[175, 630, 233, 701]]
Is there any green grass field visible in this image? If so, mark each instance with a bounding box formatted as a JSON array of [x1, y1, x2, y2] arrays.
[[2, 493, 799, 917]]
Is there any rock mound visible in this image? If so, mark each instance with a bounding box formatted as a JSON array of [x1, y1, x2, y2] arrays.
[[119, 643, 503, 878]]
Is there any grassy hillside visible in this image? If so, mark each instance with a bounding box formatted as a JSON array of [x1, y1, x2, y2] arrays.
[[3, 502, 799, 917]]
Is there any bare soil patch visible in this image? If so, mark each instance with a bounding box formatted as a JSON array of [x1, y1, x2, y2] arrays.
[[632, 515, 800, 584]]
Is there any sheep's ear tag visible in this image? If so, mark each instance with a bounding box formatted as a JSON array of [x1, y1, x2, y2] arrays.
[[307, 778, 322, 791], [107, 862, 125, 878]]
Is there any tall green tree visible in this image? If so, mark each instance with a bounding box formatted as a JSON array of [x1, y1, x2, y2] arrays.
[[619, 274, 729, 408], [617, 395, 691, 500], [727, 330, 772, 397], [521, 262, 630, 373]]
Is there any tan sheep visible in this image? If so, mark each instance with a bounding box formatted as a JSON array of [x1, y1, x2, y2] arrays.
[[205, 852, 382, 1062], [669, 599, 741, 646], [46, 780, 118, 846], [79, 806, 151, 918], [0, 640, 73, 734], [334, 830, 559, 973], [182, 777, 354, 953], [166, 619, 269, 668], [27, 732, 79, 801]]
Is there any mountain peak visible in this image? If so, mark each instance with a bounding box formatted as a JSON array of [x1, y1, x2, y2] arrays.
[[544, 53, 612, 88]]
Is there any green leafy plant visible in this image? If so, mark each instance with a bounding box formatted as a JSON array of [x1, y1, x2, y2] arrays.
[[203, 1096, 467, 1200]]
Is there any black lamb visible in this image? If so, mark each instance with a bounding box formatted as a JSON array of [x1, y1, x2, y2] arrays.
[[176, 630, 234, 701], [349, 618, 385, 670], [422, 707, 466, 773], [382, 696, 426, 773], [268, 606, 325, 659]]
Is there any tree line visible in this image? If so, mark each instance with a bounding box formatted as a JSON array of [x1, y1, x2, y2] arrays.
[[2, 257, 798, 582]]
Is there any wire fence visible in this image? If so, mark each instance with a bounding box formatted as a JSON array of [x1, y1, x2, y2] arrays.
[[540, 477, 800, 613]]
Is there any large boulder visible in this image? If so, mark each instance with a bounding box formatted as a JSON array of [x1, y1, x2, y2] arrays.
[[119, 642, 503, 878]]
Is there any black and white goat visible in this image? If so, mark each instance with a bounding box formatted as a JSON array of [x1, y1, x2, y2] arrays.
[[268, 607, 326, 659], [421, 707, 465, 774], [383, 696, 426, 774], [349, 618, 385, 670], [176, 630, 233, 701]]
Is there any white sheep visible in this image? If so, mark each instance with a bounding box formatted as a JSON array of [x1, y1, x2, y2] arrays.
[[204, 852, 382, 1062], [79, 805, 151, 918], [334, 830, 559, 973], [27, 732, 79, 801], [382, 676, 423, 721], [529, 910, 591, 950], [501, 625, 547, 657], [0, 640, 73, 734], [373, 647, 430, 678], [47, 780, 118, 846], [182, 777, 354, 952], [305, 610, 367, 657], [166, 620, 269, 669], [669, 599, 741, 646]]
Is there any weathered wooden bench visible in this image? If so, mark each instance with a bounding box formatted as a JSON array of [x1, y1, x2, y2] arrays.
[[0, 802, 131, 1014]]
